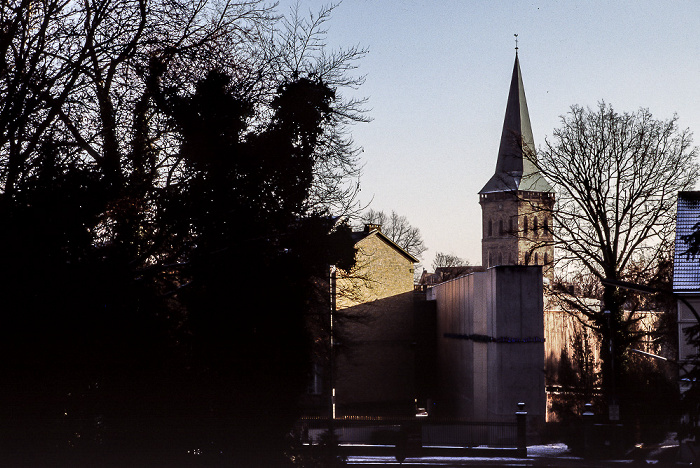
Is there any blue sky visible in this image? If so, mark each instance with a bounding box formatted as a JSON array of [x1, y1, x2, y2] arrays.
[[277, 0, 700, 269]]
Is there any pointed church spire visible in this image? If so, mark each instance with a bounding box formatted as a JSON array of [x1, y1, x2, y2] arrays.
[[479, 54, 552, 194]]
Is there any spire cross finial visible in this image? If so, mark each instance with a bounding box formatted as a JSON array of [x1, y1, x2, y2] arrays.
[[514, 34, 519, 51]]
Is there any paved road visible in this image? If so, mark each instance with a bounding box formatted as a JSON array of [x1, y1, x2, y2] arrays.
[[346, 455, 671, 467], [337, 441, 683, 467]]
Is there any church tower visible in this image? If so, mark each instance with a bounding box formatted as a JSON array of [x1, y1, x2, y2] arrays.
[[479, 52, 554, 279]]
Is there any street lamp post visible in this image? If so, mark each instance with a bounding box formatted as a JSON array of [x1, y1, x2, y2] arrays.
[[329, 265, 337, 427]]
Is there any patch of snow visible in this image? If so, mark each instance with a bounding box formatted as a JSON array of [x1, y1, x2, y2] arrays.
[[527, 443, 571, 457]]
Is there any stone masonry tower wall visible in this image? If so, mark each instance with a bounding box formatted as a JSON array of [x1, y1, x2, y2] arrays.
[[480, 191, 554, 272]]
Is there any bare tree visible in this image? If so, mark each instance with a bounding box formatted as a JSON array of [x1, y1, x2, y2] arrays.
[[530, 102, 699, 395], [0, 2, 368, 463], [432, 252, 468, 271], [0, 1, 367, 218], [361, 209, 427, 258], [272, 3, 369, 217]]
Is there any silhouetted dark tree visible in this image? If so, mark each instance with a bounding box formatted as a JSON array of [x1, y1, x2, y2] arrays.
[[142, 70, 357, 466], [0, 2, 365, 466]]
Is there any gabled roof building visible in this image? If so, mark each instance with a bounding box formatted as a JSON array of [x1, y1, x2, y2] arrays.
[[674, 192, 700, 293], [674, 191, 700, 363], [334, 224, 423, 416]]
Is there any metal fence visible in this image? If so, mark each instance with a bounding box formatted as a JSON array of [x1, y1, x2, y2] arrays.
[[422, 421, 517, 447], [294, 417, 518, 448]]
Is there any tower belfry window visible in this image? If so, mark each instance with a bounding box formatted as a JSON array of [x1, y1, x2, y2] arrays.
[[499, 220, 504, 236], [524, 217, 528, 234], [533, 217, 539, 236], [488, 219, 493, 237]]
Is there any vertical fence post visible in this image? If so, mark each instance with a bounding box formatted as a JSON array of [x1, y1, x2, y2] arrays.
[[516, 402, 527, 457], [582, 402, 594, 457]]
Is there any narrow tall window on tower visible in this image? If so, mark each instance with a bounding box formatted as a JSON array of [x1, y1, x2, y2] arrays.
[[499, 220, 504, 236], [509, 218, 514, 233], [534, 252, 538, 264], [489, 220, 493, 237], [544, 217, 549, 235], [533, 217, 539, 236], [524, 217, 528, 234]]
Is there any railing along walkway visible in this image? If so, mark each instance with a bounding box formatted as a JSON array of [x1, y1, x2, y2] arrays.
[[294, 409, 528, 460]]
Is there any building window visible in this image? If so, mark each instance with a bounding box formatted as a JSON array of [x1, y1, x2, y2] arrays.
[[509, 218, 514, 234], [488, 219, 493, 237], [544, 252, 549, 264], [533, 217, 539, 236], [534, 252, 539, 264], [499, 219, 504, 236], [524, 217, 528, 234], [544, 217, 549, 235], [681, 325, 700, 361]]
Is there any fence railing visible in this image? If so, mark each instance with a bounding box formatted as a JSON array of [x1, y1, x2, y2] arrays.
[[293, 417, 519, 448]]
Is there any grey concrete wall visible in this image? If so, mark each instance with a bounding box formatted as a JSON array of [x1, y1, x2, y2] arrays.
[[488, 266, 545, 422], [434, 266, 545, 425]]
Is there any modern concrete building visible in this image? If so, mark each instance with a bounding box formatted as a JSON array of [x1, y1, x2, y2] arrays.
[[479, 52, 554, 282], [432, 266, 546, 429]]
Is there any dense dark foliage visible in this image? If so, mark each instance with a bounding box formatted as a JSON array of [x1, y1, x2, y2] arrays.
[[0, 1, 364, 466]]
